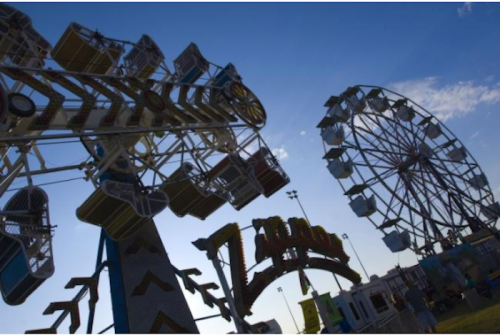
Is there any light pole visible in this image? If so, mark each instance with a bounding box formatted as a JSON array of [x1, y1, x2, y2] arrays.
[[287, 189, 343, 292], [277, 287, 300, 334], [342, 233, 370, 281], [286, 190, 311, 225]]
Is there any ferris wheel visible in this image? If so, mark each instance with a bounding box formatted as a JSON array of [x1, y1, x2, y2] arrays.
[[318, 85, 500, 255], [0, 4, 290, 333]]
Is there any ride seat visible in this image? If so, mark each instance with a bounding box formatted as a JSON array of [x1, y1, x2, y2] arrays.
[[394, 100, 416, 122], [247, 147, 290, 198], [76, 180, 168, 240], [0, 186, 54, 305], [208, 155, 263, 210], [349, 195, 377, 217], [327, 159, 353, 179], [382, 230, 411, 253], [161, 162, 227, 220], [52, 22, 123, 74], [346, 94, 366, 114], [327, 104, 350, 123], [482, 202, 500, 220], [321, 125, 345, 146], [123, 34, 164, 79], [468, 173, 488, 190], [173, 43, 209, 84], [368, 96, 390, 113], [209, 63, 239, 88], [425, 123, 442, 140], [0, 4, 51, 67], [447, 146, 467, 162]]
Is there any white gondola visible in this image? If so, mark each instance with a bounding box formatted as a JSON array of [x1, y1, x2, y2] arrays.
[[418, 142, 434, 159], [425, 123, 442, 140], [467, 173, 488, 190], [327, 104, 351, 122], [368, 97, 390, 113], [327, 159, 353, 179], [346, 95, 366, 114], [447, 146, 467, 162], [482, 202, 500, 220], [173, 42, 209, 84], [382, 230, 411, 253], [321, 125, 345, 146], [123, 34, 165, 79], [349, 195, 377, 217], [396, 105, 416, 122]]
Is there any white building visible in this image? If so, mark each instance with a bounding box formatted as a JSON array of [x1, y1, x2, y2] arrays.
[[332, 266, 428, 332]]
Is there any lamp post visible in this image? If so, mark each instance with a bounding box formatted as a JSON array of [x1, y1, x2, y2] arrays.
[[277, 287, 300, 334], [286, 190, 343, 292], [286, 190, 311, 225], [342, 233, 370, 281]]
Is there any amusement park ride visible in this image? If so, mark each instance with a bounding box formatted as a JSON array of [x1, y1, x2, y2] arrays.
[[4, 2, 498, 333], [319, 85, 500, 255], [0, 4, 363, 334]]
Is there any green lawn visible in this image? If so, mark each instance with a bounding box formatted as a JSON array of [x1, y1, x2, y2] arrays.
[[436, 289, 500, 333]]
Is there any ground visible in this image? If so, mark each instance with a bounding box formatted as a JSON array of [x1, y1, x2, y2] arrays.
[[436, 288, 500, 333]]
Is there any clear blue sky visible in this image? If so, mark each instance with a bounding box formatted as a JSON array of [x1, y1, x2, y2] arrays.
[[2, 2, 500, 334]]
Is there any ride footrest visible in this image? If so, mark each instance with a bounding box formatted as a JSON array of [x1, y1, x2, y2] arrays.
[[76, 180, 168, 240], [162, 163, 227, 220]]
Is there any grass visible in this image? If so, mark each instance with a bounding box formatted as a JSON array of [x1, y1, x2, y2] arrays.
[[436, 289, 500, 333]]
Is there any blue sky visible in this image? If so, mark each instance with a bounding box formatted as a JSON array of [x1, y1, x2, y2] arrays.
[[2, 2, 500, 334]]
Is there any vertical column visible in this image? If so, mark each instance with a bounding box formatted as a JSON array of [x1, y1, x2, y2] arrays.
[[106, 220, 199, 333]]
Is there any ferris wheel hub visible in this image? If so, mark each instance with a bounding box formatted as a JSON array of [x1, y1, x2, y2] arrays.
[[397, 155, 419, 172]]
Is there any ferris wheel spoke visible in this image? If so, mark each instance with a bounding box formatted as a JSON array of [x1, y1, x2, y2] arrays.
[[409, 119, 425, 153], [352, 162, 395, 170], [355, 115, 412, 157], [401, 185, 424, 239], [351, 128, 410, 163], [357, 149, 399, 168], [417, 164, 480, 223], [354, 113, 404, 152], [360, 111, 414, 152], [402, 175, 444, 239], [410, 171, 464, 228], [363, 168, 400, 188], [435, 172, 481, 209], [374, 112, 417, 149], [422, 162, 480, 206], [392, 175, 434, 230], [343, 143, 399, 168], [382, 176, 404, 220]]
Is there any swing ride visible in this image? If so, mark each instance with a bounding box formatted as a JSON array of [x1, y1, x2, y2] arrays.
[[0, 3, 300, 333]]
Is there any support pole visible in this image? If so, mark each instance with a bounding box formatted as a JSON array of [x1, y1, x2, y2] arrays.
[[87, 230, 106, 334], [212, 256, 245, 334], [278, 287, 300, 334], [311, 290, 334, 333], [343, 234, 370, 281]]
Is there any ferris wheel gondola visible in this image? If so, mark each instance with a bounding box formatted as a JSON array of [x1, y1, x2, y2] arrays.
[[319, 85, 500, 254]]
